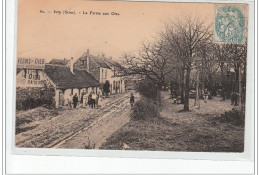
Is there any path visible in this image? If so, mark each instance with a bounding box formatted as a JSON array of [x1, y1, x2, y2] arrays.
[[16, 92, 139, 149]]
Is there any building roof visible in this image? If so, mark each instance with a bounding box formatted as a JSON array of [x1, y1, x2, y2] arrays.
[[74, 53, 110, 69], [91, 55, 111, 69], [102, 57, 123, 69], [75, 52, 121, 69], [44, 64, 99, 89], [49, 59, 70, 66]]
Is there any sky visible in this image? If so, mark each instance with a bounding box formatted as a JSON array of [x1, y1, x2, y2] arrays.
[[17, 0, 219, 62]]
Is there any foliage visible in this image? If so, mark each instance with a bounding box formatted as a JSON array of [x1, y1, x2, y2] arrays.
[[103, 80, 110, 95], [124, 13, 247, 111], [16, 87, 55, 111], [218, 108, 245, 126], [130, 97, 160, 121], [135, 79, 158, 100]]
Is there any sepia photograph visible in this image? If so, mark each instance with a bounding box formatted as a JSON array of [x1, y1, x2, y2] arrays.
[[15, 0, 249, 153]]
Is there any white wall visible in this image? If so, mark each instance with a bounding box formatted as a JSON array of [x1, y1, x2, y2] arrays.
[[16, 69, 53, 88], [100, 68, 111, 84], [99, 67, 126, 94]]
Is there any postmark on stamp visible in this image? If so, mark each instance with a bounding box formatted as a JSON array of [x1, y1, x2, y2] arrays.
[[214, 5, 245, 43]]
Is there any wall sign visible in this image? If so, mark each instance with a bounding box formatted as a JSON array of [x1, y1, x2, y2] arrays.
[[17, 58, 45, 69]]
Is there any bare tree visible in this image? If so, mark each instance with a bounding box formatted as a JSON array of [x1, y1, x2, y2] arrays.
[[213, 41, 247, 102], [123, 39, 176, 106], [162, 15, 213, 111]]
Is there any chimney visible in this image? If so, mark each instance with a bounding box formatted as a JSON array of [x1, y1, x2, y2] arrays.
[[70, 57, 74, 74], [64, 58, 66, 64], [86, 49, 90, 72]]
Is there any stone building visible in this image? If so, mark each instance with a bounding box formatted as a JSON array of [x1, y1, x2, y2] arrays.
[[16, 58, 100, 108], [73, 49, 126, 94]]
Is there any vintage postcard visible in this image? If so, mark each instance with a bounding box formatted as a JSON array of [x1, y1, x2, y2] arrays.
[[13, 0, 254, 158]]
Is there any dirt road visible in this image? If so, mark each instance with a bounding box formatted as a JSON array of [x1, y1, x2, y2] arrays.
[[16, 92, 138, 149]]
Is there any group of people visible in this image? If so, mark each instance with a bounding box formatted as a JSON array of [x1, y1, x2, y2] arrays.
[[84, 92, 103, 109], [203, 89, 240, 105], [65, 91, 135, 110], [66, 91, 104, 110]]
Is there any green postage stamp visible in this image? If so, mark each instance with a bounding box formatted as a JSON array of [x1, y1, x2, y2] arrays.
[[215, 5, 246, 43]]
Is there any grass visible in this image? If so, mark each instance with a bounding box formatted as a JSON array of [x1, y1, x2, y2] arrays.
[[16, 106, 59, 134], [101, 91, 245, 152], [101, 115, 244, 152]]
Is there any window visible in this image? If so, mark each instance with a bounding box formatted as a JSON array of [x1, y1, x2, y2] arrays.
[[105, 70, 107, 78], [102, 69, 104, 79]]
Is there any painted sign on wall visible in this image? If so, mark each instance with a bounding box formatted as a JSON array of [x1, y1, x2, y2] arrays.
[[17, 58, 45, 69], [16, 69, 48, 88]]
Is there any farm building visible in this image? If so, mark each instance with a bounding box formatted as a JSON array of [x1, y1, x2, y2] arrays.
[[16, 58, 100, 109], [73, 49, 126, 94], [16, 50, 127, 109]]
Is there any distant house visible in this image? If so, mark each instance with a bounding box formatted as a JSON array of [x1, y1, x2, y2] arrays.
[[49, 58, 69, 66], [16, 58, 100, 108], [73, 50, 126, 94]]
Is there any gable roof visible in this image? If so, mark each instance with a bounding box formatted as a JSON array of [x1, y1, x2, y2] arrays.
[[49, 59, 69, 66], [75, 52, 111, 69], [102, 57, 124, 69], [90, 55, 110, 69], [44, 64, 99, 89], [74, 52, 124, 70]]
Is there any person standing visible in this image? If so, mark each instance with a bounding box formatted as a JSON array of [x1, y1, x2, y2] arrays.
[[83, 92, 88, 107], [67, 94, 72, 110], [96, 92, 101, 108], [92, 92, 97, 109], [130, 93, 135, 109], [234, 92, 240, 106], [98, 96, 104, 109], [73, 93, 78, 109], [80, 90, 85, 106], [88, 92, 92, 107]]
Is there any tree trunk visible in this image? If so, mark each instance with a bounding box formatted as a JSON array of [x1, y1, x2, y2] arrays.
[[235, 67, 239, 92], [184, 66, 191, 111], [238, 65, 242, 106], [194, 70, 200, 107], [156, 88, 162, 110], [181, 68, 185, 104], [220, 63, 226, 100]]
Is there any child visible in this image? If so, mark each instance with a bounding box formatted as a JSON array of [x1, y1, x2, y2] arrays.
[[97, 96, 104, 109]]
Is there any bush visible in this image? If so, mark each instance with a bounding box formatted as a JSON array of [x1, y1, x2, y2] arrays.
[[16, 87, 55, 111], [103, 80, 110, 95], [136, 79, 157, 100], [219, 108, 245, 126], [130, 97, 160, 121]]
